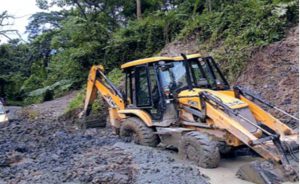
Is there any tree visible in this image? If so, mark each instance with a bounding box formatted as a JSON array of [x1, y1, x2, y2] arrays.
[[26, 11, 66, 39], [0, 40, 32, 99], [136, 0, 142, 19], [0, 11, 22, 42]]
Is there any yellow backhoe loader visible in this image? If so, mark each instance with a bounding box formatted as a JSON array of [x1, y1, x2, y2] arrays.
[[79, 54, 299, 184]]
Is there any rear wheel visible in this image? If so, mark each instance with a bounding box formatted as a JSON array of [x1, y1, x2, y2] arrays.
[[120, 117, 159, 147], [179, 131, 220, 168]]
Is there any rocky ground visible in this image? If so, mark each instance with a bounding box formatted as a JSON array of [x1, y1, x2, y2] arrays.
[[0, 95, 129, 184], [0, 94, 208, 184]]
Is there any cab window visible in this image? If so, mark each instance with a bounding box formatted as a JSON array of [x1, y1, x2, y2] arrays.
[[159, 61, 188, 91]]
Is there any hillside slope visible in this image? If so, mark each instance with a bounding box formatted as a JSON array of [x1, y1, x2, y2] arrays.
[[159, 26, 299, 127], [235, 26, 298, 127]]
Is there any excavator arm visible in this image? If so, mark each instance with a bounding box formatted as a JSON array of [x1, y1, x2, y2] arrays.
[[199, 91, 298, 182], [79, 65, 125, 118]]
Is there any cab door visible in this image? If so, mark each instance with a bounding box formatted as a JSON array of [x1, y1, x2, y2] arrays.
[[128, 64, 163, 120], [135, 65, 152, 107]]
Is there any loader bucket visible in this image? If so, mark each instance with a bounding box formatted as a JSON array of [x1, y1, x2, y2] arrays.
[[237, 139, 299, 184], [76, 115, 107, 130], [236, 160, 299, 184]]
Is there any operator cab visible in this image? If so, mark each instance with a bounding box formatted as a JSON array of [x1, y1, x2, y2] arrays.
[[158, 56, 229, 95], [122, 54, 229, 121]]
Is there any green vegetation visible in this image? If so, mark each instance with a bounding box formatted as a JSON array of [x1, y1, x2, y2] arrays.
[[180, 0, 298, 80], [0, 0, 298, 105], [67, 89, 85, 112]]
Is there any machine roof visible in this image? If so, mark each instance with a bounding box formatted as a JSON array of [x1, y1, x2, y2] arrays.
[[121, 54, 201, 69]]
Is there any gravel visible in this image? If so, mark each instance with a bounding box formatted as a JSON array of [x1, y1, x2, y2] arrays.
[[114, 142, 208, 184]]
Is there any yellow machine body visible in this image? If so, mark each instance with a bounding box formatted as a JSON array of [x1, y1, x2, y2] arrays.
[[80, 54, 298, 181]]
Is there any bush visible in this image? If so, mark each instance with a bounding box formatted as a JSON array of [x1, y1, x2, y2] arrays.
[[23, 79, 74, 105], [67, 89, 85, 112], [179, 0, 298, 80], [21, 60, 47, 93]]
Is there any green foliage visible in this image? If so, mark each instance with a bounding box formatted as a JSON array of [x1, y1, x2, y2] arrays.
[[21, 60, 47, 93], [23, 80, 73, 105], [47, 15, 112, 86], [0, 0, 298, 105], [0, 41, 32, 101], [106, 11, 185, 68], [179, 0, 298, 80], [26, 11, 65, 39], [67, 89, 104, 114], [67, 89, 85, 112], [108, 68, 123, 86]]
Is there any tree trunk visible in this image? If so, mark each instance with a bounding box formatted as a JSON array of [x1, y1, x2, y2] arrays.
[[136, 0, 142, 20], [207, 0, 212, 12]]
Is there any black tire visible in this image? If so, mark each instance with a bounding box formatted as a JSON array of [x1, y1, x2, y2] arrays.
[[120, 117, 159, 147], [218, 141, 232, 155], [179, 131, 220, 168]]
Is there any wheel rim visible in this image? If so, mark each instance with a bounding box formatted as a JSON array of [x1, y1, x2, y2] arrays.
[[123, 128, 139, 143], [123, 135, 132, 142]]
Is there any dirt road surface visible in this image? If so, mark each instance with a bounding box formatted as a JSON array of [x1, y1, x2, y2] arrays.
[[1, 87, 298, 183], [1, 94, 207, 184]]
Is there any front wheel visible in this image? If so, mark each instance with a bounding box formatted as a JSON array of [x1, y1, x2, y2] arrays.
[[119, 117, 159, 147], [179, 131, 220, 168]]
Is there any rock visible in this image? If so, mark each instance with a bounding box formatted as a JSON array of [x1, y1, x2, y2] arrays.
[[237, 160, 299, 184], [0, 157, 9, 167], [15, 145, 28, 153]]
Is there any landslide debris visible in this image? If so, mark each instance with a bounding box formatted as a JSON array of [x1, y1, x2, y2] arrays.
[[0, 93, 208, 184], [114, 142, 208, 184], [235, 26, 299, 128], [0, 93, 135, 184], [0, 118, 136, 183]]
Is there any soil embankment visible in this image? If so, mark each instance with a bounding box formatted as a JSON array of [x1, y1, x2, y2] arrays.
[[236, 26, 299, 128]]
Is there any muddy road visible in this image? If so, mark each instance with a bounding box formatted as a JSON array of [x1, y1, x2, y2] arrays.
[[0, 94, 208, 184], [0, 92, 298, 184]]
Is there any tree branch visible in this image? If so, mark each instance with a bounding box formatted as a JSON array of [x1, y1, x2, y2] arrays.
[[73, 0, 88, 20]]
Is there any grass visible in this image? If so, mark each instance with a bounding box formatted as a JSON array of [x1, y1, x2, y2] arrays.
[[67, 89, 85, 112]]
